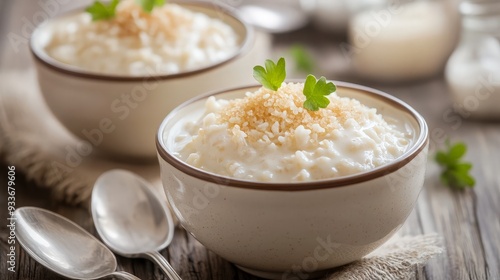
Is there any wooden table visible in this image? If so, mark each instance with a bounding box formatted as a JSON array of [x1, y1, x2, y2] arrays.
[[1, 1, 499, 279]]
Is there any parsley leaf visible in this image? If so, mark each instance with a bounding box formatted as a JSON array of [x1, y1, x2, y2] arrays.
[[86, 0, 120, 21], [253, 58, 286, 91], [290, 45, 315, 73], [136, 0, 165, 13], [303, 74, 336, 111], [435, 141, 476, 190]]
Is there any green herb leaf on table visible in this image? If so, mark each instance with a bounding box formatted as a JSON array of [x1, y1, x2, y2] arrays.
[[435, 141, 476, 190], [86, 0, 120, 21], [303, 74, 336, 111], [290, 45, 315, 73], [136, 0, 165, 13], [253, 58, 287, 91]]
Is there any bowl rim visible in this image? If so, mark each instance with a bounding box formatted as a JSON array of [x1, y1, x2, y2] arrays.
[[29, 0, 255, 82], [156, 81, 429, 191]]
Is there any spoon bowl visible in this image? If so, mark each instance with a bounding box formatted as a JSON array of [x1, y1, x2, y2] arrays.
[[236, 0, 309, 33], [14, 207, 139, 280], [91, 169, 180, 280]]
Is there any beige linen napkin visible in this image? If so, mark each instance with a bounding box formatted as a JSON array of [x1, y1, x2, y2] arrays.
[[0, 69, 164, 205], [0, 70, 443, 279], [326, 234, 443, 280]]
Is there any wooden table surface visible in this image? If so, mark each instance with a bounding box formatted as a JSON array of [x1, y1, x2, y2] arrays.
[[1, 1, 499, 279]]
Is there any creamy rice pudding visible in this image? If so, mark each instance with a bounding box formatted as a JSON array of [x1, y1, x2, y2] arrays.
[[43, 0, 239, 75], [173, 82, 412, 182]]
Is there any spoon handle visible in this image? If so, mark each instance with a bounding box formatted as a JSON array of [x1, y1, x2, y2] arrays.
[[145, 251, 182, 280], [110, 271, 142, 280]]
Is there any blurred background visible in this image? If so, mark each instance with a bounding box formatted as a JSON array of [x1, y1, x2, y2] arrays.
[[1, 1, 500, 279], [2, 0, 499, 121]]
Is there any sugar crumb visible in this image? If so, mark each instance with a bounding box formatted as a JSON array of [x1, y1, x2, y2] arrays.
[[217, 83, 379, 147]]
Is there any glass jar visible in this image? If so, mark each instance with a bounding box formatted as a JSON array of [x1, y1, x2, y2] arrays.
[[445, 0, 500, 120], [347, 0, 460, 83]]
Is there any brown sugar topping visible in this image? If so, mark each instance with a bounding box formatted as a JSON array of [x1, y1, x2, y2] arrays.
[[218, 83, 372, 145], [95, 0, 189, 39]]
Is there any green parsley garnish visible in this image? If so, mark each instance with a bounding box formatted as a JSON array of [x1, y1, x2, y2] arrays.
[[252, 58, 335, 111], [253, 57, 286, 91], [86, 0, 167, 20], [290, 45, 315, 73], [85, 0, 120, 21], [435, 141, 475, 190], [302, 74, 336, 111], [136, 0, 165, 13]]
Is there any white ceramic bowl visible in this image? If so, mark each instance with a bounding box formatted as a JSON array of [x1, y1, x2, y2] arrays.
[[156, 82, 429, 279], [30, 2, 271, 159]]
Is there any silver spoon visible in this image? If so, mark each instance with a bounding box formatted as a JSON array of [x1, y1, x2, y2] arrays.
[[91, 169, 181, 280], [14, 207, 140, 280], [236, 0, 309, 33]]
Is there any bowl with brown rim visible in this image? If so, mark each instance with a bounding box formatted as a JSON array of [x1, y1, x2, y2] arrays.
[[156, 81, 429, 279], [30, 1, 271, 159]]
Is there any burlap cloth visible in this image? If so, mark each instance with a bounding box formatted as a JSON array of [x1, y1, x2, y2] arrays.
[[0, 70, 443, 279]]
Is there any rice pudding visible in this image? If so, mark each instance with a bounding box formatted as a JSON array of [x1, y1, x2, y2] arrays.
[[43, 0, 239, 75], [173, 82, 413, 182]]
